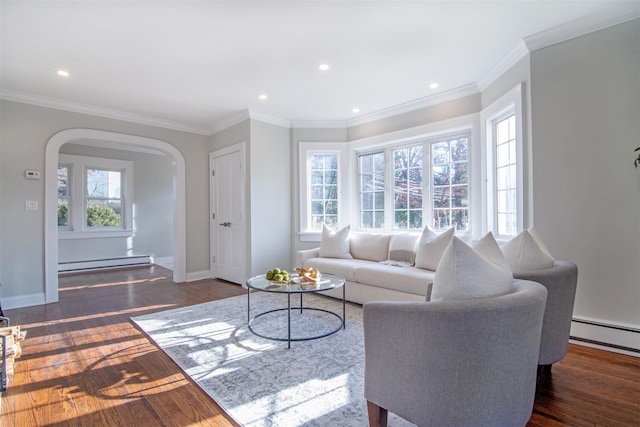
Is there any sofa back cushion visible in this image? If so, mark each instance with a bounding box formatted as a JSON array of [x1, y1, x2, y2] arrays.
[[414, 226, 455, 271], [319, 224, 353, 259], [350, 232, 390, 262], [387, 233, 420, 265]]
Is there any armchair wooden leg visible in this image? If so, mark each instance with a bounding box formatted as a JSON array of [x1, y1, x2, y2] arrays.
[[367, 401, 388, 427]]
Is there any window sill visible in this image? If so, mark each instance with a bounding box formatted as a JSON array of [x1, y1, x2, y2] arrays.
[[298, 231, 322, 242], [58, 229, 134, 239]]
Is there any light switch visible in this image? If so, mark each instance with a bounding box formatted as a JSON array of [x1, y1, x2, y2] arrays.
[[25, 201, 38, 211]]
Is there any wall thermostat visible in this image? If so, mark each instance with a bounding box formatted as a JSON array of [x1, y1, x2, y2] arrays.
[[25, 170, 41, 179]]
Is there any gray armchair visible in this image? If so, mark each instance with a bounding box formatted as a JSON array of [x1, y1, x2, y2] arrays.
[[363, 280, 547, 427], [513, 260, 578, 370]]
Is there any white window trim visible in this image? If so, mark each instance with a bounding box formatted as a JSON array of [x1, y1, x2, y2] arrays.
[[58, 154, 134, 239], [298, 142, 349, 242], [480, 83, 525, 241]]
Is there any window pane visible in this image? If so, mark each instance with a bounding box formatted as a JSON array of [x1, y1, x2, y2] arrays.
[[392, 145, 423, 230], [307, 153, 339, 230], [86, 199, 122, 227], [431, 136, 469, 232], [409, 210, 422, 229], [86, 169, 121, 198], [493, 113, 517, 237], [359, 152, 385, 229], [58, 166, 70, 228]]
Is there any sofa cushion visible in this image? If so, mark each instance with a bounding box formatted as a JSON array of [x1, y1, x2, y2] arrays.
[[431, 237, 513, 301], [302, 257, 372, 282], [355, 264, 435, 296], [386, 233, 419, 265], [414, 226, 455, 271], [501, 226, 554, 273], [350, 232, 390, 262], [319, 224, 353, 259]]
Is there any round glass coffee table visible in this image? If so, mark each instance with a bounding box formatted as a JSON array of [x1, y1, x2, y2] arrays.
[[246, 272, 345, 348]]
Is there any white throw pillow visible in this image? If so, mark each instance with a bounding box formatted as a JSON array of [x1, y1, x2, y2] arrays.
[[472, 232, 510, 270], [319, 224, 353, 259], [350, 232, 390, 262], [431, 237, 514, 301], [386, 233, 419, 266], [414, 226, 455, 271], [501, 226, 554, 273]]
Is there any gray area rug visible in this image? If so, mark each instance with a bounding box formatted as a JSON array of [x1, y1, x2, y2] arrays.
[[132, 292, 414, 426]]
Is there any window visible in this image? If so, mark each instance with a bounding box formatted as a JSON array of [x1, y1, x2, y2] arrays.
[[309, 153, 338, 229], [57, 164, 71, 228], [431, 136, 469, 231], [356, 134, 470, 233], [393, 145, 423, 229], [298, 142, 348, 240], [58, 154, 133, 238], [482, 83, 524, 239], [359, 152, 385, 229], [86, 168, 123, 228], [494, 115, 517, 236]]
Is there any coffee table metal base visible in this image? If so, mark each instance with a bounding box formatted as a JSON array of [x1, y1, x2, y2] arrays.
[[247, 287, 346, 349]]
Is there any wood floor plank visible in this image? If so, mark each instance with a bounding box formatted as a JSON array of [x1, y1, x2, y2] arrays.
[[1, 266, 638, 426]]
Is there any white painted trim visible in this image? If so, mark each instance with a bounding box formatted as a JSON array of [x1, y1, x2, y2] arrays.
[[58, 255, 152, 272], [248, 110, 291, 129], [525, 5, 640, 52], [570, 316, 640, 355], [153, 256, 174, 270], [209, 110, 251, 134], [0, 89, 210, 135], [477, 40, 529, 91], [291, 120, 349, 129], [186, 270, 211, 282], [45, 129, 188, 304], [1, 293, 46, 310], [346, 84, 479, 129]]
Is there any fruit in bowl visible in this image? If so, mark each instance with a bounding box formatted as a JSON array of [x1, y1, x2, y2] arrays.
[[265, 267, 289, 283]]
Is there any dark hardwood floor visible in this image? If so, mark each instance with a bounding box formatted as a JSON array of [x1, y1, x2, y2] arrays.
[[1, 266, 638, 426]]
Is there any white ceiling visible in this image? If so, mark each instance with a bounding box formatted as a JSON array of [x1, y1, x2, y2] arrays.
[[1, 1, 638, 134]]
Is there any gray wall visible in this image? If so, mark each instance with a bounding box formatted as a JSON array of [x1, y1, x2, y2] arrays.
[[58, 143, 174, 263], [0, 100, 211, 300], [530, 19, 640, 326]]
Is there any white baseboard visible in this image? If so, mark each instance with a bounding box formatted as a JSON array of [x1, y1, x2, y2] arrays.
[[186, 270, 211, 282], [153, 256, 174, 270], [570, 316, 640, 356], [58, 255, 152, 272], [1, 293, 46, 310]]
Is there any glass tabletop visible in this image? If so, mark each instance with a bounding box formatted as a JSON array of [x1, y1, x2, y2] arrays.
[[246, 272, 344, 293]]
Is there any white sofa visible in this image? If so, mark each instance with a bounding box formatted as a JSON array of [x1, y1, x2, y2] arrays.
[[296, 231, 437, 305]]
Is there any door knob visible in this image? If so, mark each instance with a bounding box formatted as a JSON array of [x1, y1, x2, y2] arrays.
[[220, 222, 232, 227]]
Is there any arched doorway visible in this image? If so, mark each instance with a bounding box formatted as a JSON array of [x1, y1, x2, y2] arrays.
[[44, 129, 186, 303]]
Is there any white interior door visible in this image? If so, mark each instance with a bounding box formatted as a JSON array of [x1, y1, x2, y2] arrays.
[[210, 143, 246, 284]]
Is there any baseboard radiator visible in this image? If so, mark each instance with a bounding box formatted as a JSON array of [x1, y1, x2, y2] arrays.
[[58, 255, 153, 273]]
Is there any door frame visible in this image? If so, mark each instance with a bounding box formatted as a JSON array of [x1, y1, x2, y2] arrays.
[[210, 141, 247, 282], [45, 129, 187, 303]]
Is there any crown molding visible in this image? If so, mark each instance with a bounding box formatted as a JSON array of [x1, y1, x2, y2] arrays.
[[345, 84, 480, 129], [291, 120, 349, 129], [524, 5, 640, 52], [0, 89, 211, 135], [477, 40, 529, 91], [248, 110, 291, 129], [208, 109, 252, 134]]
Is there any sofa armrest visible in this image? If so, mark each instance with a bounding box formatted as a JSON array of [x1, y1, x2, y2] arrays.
[[296, 247, 320, 266]]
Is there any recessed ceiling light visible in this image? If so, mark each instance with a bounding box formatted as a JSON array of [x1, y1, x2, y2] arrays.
[[57, 70, 70, 77], [352, 107, 360, 114], [319, 64, 330, 71], [258, 94, 268, 100], [429, 82, 439, 89]]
